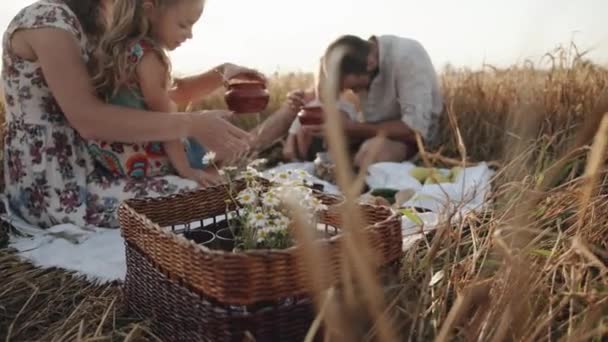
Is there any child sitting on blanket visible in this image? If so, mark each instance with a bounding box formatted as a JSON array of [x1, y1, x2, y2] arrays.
[[89, 0, 239, 186], [283, 59, 362, 161]]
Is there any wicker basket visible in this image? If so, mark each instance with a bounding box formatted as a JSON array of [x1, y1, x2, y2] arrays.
[[125, 243, 316, 342], [119, 182, 403, 307]]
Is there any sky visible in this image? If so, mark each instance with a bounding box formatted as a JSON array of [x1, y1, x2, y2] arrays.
[[1, 0, 607, 75]]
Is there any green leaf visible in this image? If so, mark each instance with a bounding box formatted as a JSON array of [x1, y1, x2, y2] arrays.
[[400, 208, 424, 226]]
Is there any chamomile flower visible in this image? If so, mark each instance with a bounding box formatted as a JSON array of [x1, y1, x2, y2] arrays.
[[275, 213, 291, 228], [272, 171, 291, 184], [222, 166, 237, 173], [262, 192, 280, 208], [242, 166, 261, 179], [248, 158, 268, 168], [248, 211, 268, 228], [202, 151, 216, 165], [237, 188, 257, 205]]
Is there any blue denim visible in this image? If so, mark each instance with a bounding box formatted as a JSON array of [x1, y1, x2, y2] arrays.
[[185, 138, 208, 169]]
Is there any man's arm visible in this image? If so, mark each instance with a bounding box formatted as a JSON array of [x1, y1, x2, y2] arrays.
[[394, 48, 438, 143]]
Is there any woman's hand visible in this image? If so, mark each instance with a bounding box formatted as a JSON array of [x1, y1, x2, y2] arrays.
[[182, 168, 222, 188], [220, 63, 266, 84], [196, 169, 223, 187], [189, 111, 252, 163]]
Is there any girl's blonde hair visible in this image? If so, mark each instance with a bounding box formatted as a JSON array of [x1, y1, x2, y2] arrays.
[[91, 0, 175, 99]]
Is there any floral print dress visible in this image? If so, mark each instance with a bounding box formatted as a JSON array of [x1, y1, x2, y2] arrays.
[[87, 40, 176, 179], [2, 0, 197, 229]]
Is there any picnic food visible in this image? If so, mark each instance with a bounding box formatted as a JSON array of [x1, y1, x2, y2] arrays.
[[450, 166, 463, 182], [409, 167, 434, 182], [424, 172, 451, 184], [409, 167, 459, 184], [370, 188, 399, 204]]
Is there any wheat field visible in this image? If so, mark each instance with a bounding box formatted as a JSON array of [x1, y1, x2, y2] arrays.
[[0, 44, 607, 341]]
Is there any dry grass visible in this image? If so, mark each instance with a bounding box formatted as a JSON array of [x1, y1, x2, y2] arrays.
[[1, 44, 607, 341], [0, 251, 159, 341]]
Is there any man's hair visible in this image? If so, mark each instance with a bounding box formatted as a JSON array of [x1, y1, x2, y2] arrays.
[[324, 35, 370, 76], [318, 35, 370, 99]]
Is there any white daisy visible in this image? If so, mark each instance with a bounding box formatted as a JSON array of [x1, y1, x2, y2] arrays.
[[237, 188, 257, 205], [316, 202, 328, 212], [272, 171, 291, 184], [276, 214, 291, 229], [262, 192, 281, 208], [248, 158, 268, 168], [249, 211, 267, 228], [260, 224, 280, 234], [294, 195, 324, 217], [202, 151, 216, 165], [242, 166, 261, 179]]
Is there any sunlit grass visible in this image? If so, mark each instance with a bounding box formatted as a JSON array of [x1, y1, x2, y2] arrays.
[[0, 43, 607, 340]]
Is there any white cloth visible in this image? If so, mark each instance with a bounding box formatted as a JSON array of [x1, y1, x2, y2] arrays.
[[2, 162, 493, 281], [268, 161, 494, 251], [3, 197, 126, 284], [360, 35, 444, 144], [366, 162, 494, 215]]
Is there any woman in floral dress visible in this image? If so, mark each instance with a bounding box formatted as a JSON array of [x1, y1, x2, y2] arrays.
[[0, 0, 283, 228]]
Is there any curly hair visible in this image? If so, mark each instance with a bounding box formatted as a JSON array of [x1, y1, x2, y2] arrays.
[[91, 0, 177, 100]]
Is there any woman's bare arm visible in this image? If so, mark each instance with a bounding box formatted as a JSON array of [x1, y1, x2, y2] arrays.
[[23, 27, 194, 142], [19, 27, 250, 159], [170, 63, 267, 106], [170, 66, 224, 106]]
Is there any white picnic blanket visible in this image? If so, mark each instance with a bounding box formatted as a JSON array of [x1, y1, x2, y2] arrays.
[[3, 162, 494, 283], [266, 161, 495, 252]]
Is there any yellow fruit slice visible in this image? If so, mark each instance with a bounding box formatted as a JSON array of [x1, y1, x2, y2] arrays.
[[409, 167, 433, 182], [424, 170, 451, 184], [450, 167, 464, 182]]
